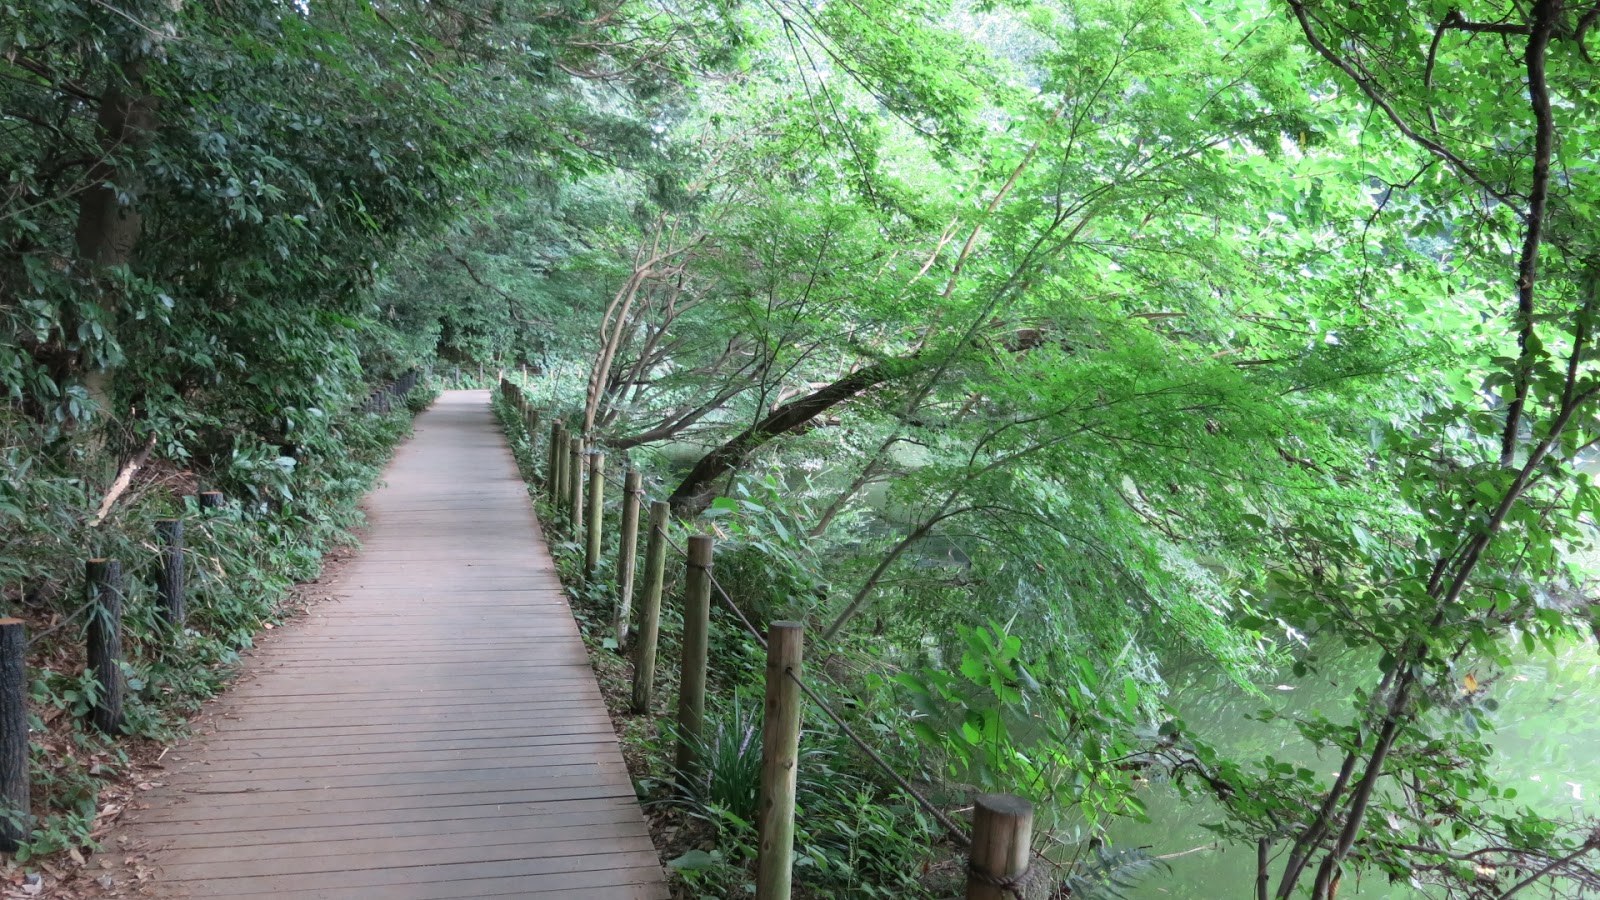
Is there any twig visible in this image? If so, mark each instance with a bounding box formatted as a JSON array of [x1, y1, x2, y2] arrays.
[[89, 432, 157, 527]]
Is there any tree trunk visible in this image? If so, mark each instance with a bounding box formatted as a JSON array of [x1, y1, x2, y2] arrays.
[[72, 56, 163, 421], [667, 358, 913, 515], [75, 78, 156, 268]]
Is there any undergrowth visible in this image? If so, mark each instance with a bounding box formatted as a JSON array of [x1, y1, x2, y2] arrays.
[[0, 379, 436, 866]]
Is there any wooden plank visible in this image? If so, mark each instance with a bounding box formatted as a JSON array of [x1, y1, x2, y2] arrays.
[[192, 711, 616, 735], [127, 776, 638, 821], [159, 833, 657, 881], [181, 717, 617, 744], [205, 685, 604, 707], [321, 580, 555, 591], [207, 867, 670, 900], [101, 391, 665, 898], [165, 760, 628, 793], [200, 685, 601, 707], [174, 753, 623, 784], [171, 730, 621, 762], [166, 747, 627, 780], [134, 810, 646, 852], [124, 796, 644, 838], [159, 848, 662, 892]]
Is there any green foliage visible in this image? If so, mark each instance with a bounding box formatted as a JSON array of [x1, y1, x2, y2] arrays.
[[663, 691, 764, 826], [8, 0, 1600, 893], [1061, 844, 1170, 900]]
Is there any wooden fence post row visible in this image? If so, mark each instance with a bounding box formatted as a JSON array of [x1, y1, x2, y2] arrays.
[[0, 617, 28, 852], [0, 508, 218, 851], [362, 368, 421, 413], [488, 407, 1033, 897], [498, 378, 546, 485], [673, 535, 713, 780]]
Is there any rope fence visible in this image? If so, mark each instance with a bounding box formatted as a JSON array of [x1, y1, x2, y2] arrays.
[[497, 379, 1041, 899]]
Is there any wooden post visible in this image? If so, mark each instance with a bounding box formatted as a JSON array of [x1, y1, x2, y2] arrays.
[[631, 501, 669, 713], [155, 519, 185, 629], [966, 794, 1034, 900], [85, 559, 125, 734], [559, 424, 573, 501], [674, 535, 712, 778], [756, 621, 804, 900], [547, 422, 565, 502], [567, 437, 584, 536], [0, 618, 28, 852], [198, 491, 225, 511], [614, 470, 642, 645], [526, 409, 542, 484], [584, 451, 606, 581]]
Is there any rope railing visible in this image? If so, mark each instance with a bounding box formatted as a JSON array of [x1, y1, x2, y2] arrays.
[[498, 381, 1036, 900]]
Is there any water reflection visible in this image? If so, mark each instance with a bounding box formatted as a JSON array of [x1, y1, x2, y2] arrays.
[[1100, 636, 1599, 898]]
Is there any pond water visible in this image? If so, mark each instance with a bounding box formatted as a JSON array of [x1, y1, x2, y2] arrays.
[[1102, 634, 1600, 898]]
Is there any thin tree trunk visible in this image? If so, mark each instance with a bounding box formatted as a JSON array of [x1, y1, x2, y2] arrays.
[[75, 78, 155, 268], [584, 234, 703, 434], [73, 69, 159, 418], [614, 377, 755, 450], [809, 437, 900, 537], [820, 501, 971, 642], [667, 358, 913, 514]]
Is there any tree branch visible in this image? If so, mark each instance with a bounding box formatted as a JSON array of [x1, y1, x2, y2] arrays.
[[1500, 0, 1559, 466]]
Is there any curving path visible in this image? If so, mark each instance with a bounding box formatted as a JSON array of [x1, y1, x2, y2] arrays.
[[106, 390, 665, 899]]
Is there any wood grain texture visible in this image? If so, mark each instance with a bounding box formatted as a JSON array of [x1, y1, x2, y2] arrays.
[[103, 391, 665, 899]]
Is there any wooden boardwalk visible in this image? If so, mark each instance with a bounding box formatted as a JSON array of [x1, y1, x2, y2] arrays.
[[107, 390, 666, 899]]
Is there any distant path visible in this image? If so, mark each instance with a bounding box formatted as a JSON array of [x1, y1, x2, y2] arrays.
[[107, 390, 666, 899]]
